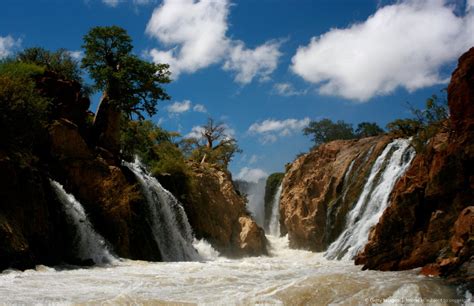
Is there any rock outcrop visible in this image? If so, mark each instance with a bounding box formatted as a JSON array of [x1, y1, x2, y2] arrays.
[[355, 48, 474, 287], [280, 135, 392, 251], [183, 163, 267, 257], [1, 68, 268, 269]]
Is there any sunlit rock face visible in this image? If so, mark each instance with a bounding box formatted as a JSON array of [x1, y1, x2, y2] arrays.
[[183, 163, 267, 257], [280, 135, 393, 251]]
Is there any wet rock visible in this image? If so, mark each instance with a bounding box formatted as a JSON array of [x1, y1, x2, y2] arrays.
[[280, 136, 392, 251]]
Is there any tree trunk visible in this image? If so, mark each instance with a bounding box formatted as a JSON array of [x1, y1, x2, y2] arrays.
[[92, 92, 121, 155]]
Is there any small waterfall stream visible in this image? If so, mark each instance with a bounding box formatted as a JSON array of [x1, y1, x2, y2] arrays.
[[125, 159, 200, 262], [268, 184, 283, 237], [325, 138, 416, 260], [50, 180, 116, 264]]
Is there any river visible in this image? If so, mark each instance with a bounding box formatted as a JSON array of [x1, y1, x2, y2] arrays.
[[0, 235, 464, 305]]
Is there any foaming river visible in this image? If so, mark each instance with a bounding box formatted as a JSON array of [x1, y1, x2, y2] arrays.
[[0, 235, 466, 305]]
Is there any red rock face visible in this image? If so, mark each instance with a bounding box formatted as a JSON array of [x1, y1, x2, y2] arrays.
[[280, 136, 393, 251], [184, 163, 268, 257], [355, 48, 474, 286]]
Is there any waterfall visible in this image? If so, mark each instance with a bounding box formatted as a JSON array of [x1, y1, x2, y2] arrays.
[[268, 184, 283, 237], [125, 159, 200, 262], [236, 179, 266, 228], [325, 138, 416, 260], [50, 180, 116, 264]]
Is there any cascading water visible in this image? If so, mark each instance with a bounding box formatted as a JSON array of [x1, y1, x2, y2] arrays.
[[50, 180, 116, 264], [268, 184, 283, 237], [125, 159, 200, 262], [325, 138, 416, 260]]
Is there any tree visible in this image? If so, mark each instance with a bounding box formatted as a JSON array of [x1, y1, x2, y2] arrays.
[[0, 61, 50, 157], [81, 26, 171, 153], [181, 118, 242, 168], [303, 118, 355, 146], [355, 122, 384, 138], [17, 47, 83, 84]]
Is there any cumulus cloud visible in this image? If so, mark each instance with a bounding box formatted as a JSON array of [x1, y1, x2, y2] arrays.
[[248, 117, 310, 144], [185, 123, 235, 140], [223, 40, 282, 84], [185, 126, 205, 139], [102, 0, 120, 7], [236, 167, 268, 183], [291, 0, 474, 101], [249, 118, 310, 134], [167, 100, 192, 113], [167, 100, 208, 115], [0, 35, 21, 59], [146, 0, 282, 83], [67, 50, 83, 61], [273, 82, 307, 96], [193, 104, 207, 113], [146, 0, 230, 77]]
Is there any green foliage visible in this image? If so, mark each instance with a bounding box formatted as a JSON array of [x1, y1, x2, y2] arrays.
[[264, 172, 284, 206], [355, 122, 384, 138], [82, 26, 171, 119], [387, 94, 450, 152], [303, 118, 356, 146], [0, 62, 50, 155], [16, 47, 83, 83], [386, 118, 422, 137], [0, 60, 45, 78], [120, 119, 188, 177]]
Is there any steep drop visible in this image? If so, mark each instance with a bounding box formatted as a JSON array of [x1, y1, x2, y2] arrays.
[[125, 160, 200, 262], [50, 180, 116, 264], [325, 138, 415, 260], [268, 184, 283, 237]]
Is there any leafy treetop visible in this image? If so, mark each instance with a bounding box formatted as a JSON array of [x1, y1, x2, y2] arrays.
[[81, 26, 171, 119]]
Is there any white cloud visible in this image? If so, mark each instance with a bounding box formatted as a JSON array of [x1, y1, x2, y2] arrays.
[[248, 117, 310, 144], [193, 104, 207, 113], [167, 100, 208, 115], [184, 123, 235, 140], [248, 118, 310, 134], [248, 154, 259, 164], [146, 0, 229, 78], [133, 0, 152, 5], [167, 100, 192, 113], [223, 40, 282, 84], [291, 0, 474, 101], [0, 35, 21, 59], [67, 50, 83, 61], [146, 0, 282, 83], [185, 125, 205, 139], [273, 82, 307, 96], [102, 0, 120, 7], [236, 167, 268, 183]]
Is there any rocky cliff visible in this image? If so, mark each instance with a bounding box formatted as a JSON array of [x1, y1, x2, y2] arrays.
[[280, 135, 393, 251], [182, 164, 267, 257], [355, 48, 474, 287], [0, 71, 266, 269]]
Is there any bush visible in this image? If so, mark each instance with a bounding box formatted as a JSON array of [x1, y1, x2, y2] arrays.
[[386, 94, 450, 152], [120, 119, 188, 177], [0, 61, 50, 156], [303, 118, 356, 147], [16, 47, 82, 83]]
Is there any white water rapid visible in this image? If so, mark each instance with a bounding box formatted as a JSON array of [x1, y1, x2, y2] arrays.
[[0, 234, 462, 304], [50, 180, 116, 264], [125, 159, 200, 262], [268, 183, 283, 237], [325, 138, 416, 260]]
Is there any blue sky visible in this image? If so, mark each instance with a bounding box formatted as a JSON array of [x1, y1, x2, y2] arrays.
[[1, 0, 473, 181]]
